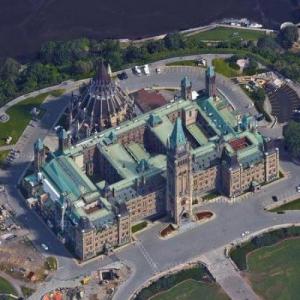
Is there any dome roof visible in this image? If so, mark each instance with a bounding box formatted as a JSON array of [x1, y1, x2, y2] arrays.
[[71, 61, 133, 136]]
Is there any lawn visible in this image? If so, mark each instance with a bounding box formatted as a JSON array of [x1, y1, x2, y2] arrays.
[[270, 198, 300, 212], [0, 89, 65, 146], [202, 191, 220, 201], [188, 26, 266, 42], [0, 276, 17, 295], [151, 279, 229, 300], [212, 58, 240, 77], [132, 221, 148, 233], [0, 150, 9, 166], [246, 238, 300, 300], [166, 60, 198, 67]]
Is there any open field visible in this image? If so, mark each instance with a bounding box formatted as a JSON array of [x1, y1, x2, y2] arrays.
[[246, 238, 300, 300], [270, 198, 300, 212], [0, 150, 9, 166], [0, 276, 17, 295], [188, 27, 266, 42], [212, 58, 240, 77], [0, 90, 65, 146], [151, 279, 229, 300]]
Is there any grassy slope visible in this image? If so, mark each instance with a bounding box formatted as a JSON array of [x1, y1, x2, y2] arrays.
[[271, 198, 300, 212], [188, 27, 266, 41], [247, 238, 300, 300], [0, 90, 65, 146], [212, 58, 240, 77], [151, 279, 229, 300], [0, 276, 17, 295]]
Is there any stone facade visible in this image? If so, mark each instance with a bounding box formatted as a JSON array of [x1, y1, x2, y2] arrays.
[[23, 68, 280, 261]]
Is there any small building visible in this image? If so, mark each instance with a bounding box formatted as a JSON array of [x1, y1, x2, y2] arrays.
[[131, 89, 167, 113]]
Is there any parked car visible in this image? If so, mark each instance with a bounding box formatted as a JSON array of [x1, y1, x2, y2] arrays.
[[41, 243, 49, 251], [272, 195, 278, 202], [143, 64, 150, 75], [132, 66, 142, 76], [117, 72, 128, 80]]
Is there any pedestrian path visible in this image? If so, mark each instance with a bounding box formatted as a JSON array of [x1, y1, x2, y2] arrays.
[[201, 247, 259, 300], [136, 240, 159, 273]]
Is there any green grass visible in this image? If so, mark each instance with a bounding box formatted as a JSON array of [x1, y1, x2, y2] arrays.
[[270, 198, 300, 212], [132, 221, 148, 233], [45, 256, 58, 271], [0, 90, 65, 146], [202, 191, 220, 201], [212, 58, 240, 77], [0, 150, 9, 167], [21, 286, 35, 297], [188, 26, 266, 42], [0, 276, 17, 295], [166, 60, 198, 67], [151, 279, 229, 300], [246, 238, 300, 300]]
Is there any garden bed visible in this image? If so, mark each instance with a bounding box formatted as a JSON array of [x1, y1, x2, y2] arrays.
[[160, 224, 176, 238], [195, 211, 213, 221]]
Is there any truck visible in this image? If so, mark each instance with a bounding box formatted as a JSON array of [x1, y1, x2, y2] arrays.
[[143, 64, 150, 75]]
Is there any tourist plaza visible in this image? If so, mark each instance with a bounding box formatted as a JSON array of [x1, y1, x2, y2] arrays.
[[22, 64, 279, 261]]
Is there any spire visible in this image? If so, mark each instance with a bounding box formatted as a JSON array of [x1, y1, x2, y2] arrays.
[[34, 138, 44, 152], [181, 76, 192, 88], [169, 118, 186, 151], [96, 60, 111, 85], [206, 66, 215, 78]]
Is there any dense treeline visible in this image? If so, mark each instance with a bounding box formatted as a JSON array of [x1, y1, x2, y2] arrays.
[[0, 25, 300, 107]]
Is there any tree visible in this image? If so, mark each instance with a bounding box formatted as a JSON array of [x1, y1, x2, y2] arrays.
[[278, 25, 299, 49], [257, 36, 281, 52], [283, 121, 300, 159], [243, 59, 258, 75], [146, 40, 165, 54], [123, 44, 146, 63], [164, 32, 185, 50], [72, 60, 93, 75], [251, 87, 265, 103], [0, 57, 21, 82]]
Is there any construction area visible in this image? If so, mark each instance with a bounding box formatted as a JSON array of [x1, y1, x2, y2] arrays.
[[42, 262, 131, 300]]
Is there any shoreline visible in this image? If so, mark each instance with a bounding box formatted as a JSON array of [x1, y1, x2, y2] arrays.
[[119, 22, 276, 45]]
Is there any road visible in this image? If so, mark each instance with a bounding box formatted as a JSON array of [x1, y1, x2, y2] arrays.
[[0, 55, 299, 299]]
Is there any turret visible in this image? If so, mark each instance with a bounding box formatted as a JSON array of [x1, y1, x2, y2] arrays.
[[166, 118, 193, 225], [181, 76, 192, 100], [34, 138, 45, 172], [57, 127, 71, 153], [205, 66, 216, 98]]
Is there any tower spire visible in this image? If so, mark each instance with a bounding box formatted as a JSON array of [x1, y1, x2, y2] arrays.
[[169, 117, 187, 151]]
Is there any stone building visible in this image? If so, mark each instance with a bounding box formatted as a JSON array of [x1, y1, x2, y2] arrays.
[[23, 67, 279, 261], [67, 61, 134, 140]]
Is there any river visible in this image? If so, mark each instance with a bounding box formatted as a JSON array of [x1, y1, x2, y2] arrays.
[[0, 0, 299, 59]]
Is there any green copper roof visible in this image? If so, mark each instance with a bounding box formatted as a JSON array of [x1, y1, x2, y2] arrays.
[[58, 127, 68, 139], [206, 66, 215, 78], [34, 138, 44, 151], [181, 76, 192, 87], [169, 118, 186, 150]]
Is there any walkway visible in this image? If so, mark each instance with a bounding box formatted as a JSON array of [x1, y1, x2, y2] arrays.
[[0, 145, 15, 151], [200, 248, 259, 300]]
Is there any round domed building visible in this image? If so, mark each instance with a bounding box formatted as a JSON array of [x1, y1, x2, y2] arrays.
[[67, 61, 134, 140]]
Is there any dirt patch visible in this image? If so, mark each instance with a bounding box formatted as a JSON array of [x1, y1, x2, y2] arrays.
[[0, 236, 47, 282]]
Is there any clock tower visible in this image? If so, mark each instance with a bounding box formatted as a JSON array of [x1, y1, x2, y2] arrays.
[[166, 118, 193, 225]]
